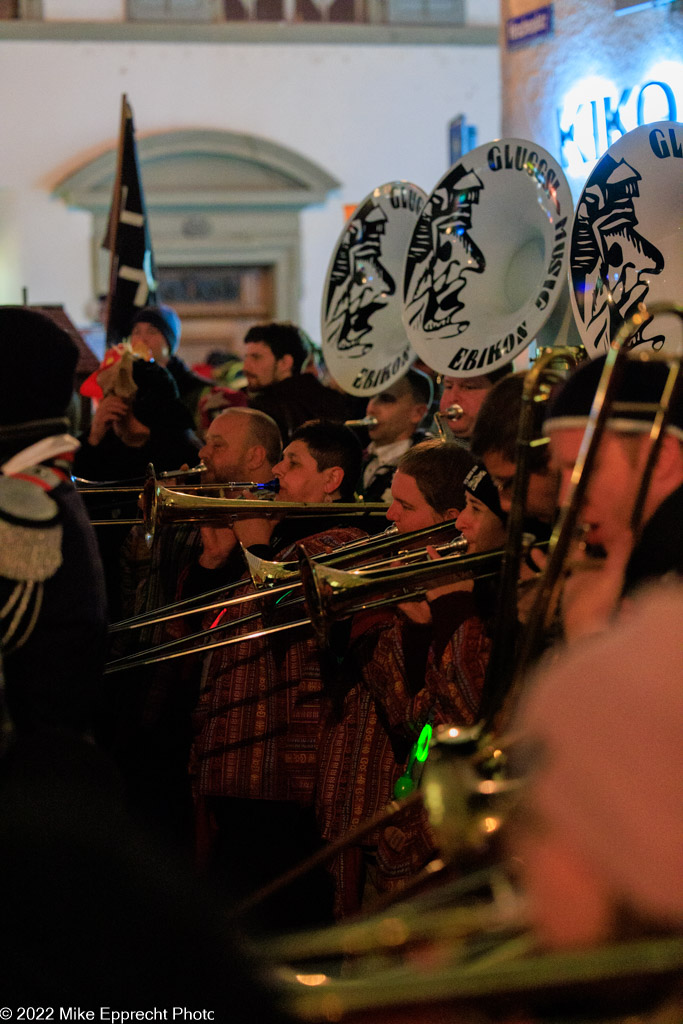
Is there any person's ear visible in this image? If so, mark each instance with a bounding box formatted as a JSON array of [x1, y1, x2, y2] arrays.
[[443, 506, 461, 522], [245, 444, 266, 472], [276, 353, 294, 378], [323, 465, 345, 497], [410, 403, 428, 426]]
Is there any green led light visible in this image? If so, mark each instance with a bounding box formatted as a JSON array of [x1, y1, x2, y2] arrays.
[[415, 723, 432, 762]]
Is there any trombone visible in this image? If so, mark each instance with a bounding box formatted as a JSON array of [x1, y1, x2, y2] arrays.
[[104, 540, 519, 674], [108, 520, 463, 634], [479, 345, 582, 725], [76, 461, 280, 527], [504, 301, 683, 719], [142, 474, 389, 543], [74, 461, 208, 494]]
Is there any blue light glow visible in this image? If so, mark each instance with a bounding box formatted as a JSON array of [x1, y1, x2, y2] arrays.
[[557, 62, 682, 178]]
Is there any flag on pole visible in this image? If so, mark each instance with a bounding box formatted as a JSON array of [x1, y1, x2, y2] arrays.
[[104, 95, 157, 347]]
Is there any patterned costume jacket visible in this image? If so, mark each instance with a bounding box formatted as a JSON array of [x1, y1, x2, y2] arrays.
[[192, 525, 365, 805], [315, 590, 490, 914]]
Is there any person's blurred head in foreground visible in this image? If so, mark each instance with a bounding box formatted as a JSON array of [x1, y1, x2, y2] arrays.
[[508, 583, 683, 950]]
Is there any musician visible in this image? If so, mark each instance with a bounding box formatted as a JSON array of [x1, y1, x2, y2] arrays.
[[191, 419, 365, 928], [357, 367, 434, 503], [0, 307, 106, 742], [470, 372, 559, 528], [455, 462, 507, 555], [545, 355, 683, 641], [316, 442, 502, 916], [438, 363, 513, 445], [109, 407, 282, 852], [243, 321, 353, 442]]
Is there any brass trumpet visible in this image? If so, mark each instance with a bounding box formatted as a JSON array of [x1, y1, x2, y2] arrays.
[[344, 416, 378, 428], [434, 404, 464, 441]]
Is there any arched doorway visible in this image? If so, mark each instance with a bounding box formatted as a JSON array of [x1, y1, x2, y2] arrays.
[[54, 128, 340, 362]]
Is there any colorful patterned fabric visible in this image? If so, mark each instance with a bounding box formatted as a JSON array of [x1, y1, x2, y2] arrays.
[[192, 526, 365, 805], [315, 591, 490, 915]]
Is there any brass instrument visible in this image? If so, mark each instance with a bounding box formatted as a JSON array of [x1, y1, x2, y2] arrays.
[[479, 345, 581, 726], [255, 721, 682, 1023], [108, 520, 458, 634], [344, 416, 378, 428], [506, 302, 683, 721], [76, 461, 279, 526], [276, 935, 683, 1022], [104, 538, 505, 674], [142, 475, 389, 544], [73, 461, 207, 493], [247, 534, 467, 589], [235, 722, 522, 926], [242, 519, 460, 589], [434, 403, 464, 441], [300, 543, 515, 646]]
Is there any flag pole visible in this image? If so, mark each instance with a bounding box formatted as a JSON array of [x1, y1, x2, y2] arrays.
[[104, 93, 130, 345]]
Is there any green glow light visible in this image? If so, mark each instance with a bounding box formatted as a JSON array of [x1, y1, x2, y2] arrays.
[[416, 723, 432, 762]]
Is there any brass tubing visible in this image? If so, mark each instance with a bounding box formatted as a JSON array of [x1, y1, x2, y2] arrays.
[[142, 480, 389, 542], [105, 614, 311, 675], [344, 416, 378, 428], [109, 521, 459, 634], [501, 304, 683, 729], [104, 540, 499, 672], [479, 346, 580, 726], [108, 575, 250, 633]]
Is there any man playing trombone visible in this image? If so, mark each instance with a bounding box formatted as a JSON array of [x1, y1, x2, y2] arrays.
[[545, 353, 683, 642], [106, 407, 282, 851], [190, 419, 367, 929]]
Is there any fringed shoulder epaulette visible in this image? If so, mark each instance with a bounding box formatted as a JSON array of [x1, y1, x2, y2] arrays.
[[0, 472, 63, 655]]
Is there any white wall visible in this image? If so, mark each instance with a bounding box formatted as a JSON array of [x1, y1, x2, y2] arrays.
[[0, 37, 500, 337]]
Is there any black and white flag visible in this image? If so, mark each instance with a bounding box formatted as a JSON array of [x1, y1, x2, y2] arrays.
[[104, 95, 157, 347]]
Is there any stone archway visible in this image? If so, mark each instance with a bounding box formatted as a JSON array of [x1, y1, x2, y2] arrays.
[[54, 128, 340, 355]]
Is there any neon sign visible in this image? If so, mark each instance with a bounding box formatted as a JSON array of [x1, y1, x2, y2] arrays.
[[557, 62, 683, 176]]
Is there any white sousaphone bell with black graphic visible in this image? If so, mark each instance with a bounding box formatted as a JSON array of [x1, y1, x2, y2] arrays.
[[569, 120, 683, 360], [320, 181, 427, 396], [401, 139, 578, 378]]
